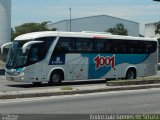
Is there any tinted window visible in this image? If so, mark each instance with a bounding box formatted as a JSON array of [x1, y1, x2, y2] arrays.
[[96, 40, 112, 53], [54, 37, 157, 54], [75, 38, 94, 52], [95, 38, 157, 54], [111, 40, 127, 53], [54, 37, 74, 53], [97, 41, 105, 52], [28, 37, 54, 64], [127, 40, 157, 54]]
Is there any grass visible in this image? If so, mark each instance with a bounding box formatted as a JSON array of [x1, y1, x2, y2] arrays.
[[61, 86, 74, 91]]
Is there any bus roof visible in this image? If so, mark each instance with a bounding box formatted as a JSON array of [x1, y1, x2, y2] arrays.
[[14, 31, 157, 42]]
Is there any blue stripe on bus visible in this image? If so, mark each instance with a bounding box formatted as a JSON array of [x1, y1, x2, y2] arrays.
[[82, 54, 149, 79]]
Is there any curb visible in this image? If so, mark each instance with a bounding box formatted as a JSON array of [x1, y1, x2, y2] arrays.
[[1, 83, 160, 99]]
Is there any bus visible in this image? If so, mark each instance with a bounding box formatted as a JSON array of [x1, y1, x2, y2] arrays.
[[1, 31, 158, 85]]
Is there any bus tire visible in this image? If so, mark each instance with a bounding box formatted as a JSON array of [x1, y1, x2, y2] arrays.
[[125, 68, 136, 80], [49, 71, 63, 85]]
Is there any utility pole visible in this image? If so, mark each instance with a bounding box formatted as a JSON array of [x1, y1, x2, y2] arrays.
[[69, 8, 72, 32]]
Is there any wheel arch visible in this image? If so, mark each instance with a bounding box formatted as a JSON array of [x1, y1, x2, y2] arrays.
[[125, 66, 137, 78], [47, 67, 65, 82]]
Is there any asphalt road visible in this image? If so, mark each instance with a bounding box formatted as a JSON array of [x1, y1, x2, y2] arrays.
[[0, 76, 107, 92], [0, 88, 160, 114]]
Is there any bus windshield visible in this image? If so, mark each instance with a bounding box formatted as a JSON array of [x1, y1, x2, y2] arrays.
[[6, 37, 55, 69], [7, 41, 30, 69]]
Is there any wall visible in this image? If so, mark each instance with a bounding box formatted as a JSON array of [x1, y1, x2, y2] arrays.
[[145, 23, 160, 38], [0, 0, 11, 46], [48, 15, 139, 37]]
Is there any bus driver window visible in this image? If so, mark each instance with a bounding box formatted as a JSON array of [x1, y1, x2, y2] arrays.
[[30, 47, 39, 63]]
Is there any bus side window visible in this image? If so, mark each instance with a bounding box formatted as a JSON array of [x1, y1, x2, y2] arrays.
[[75, 38, 94, 52], [145, 42, 156, 53], [54, 37, 74, 53], [97, 42, 104, 52], [96, 40, 111, 53], [105, 41, 111, 53], [55, 42, 63, 53], [128, 41, 137, 54]]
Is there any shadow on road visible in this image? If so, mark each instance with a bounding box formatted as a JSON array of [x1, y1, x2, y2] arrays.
[[0, 69, 5, 76], [7, 80, 107, 88]]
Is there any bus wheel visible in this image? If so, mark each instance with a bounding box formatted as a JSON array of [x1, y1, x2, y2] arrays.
[[49, 71, 63, 85], [126, 69, 136, 80]]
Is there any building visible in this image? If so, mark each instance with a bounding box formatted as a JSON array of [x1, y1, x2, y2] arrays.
[[145, 22, 160, 62], [145, 22, 160, 38], [0, 0, 11, 46], [48, 15, 139, 37]]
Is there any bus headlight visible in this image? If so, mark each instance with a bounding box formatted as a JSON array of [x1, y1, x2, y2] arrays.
[[16, 67, 25, 76]]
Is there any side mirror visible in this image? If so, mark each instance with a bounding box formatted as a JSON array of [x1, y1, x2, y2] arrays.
[[1, 42, 13, 54], [22, 41, 44, 54]]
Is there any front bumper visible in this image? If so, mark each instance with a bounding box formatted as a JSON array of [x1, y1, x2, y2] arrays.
[[5, 68, 28, 82], [5, 73, 27, 83]]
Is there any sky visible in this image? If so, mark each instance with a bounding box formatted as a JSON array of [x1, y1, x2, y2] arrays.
[[12, 0, 160, 34]]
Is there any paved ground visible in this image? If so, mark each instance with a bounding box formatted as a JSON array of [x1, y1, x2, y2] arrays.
[[0, 88, 160, 114], [0, 71, 160, 99], [0, 76, 107, 92]]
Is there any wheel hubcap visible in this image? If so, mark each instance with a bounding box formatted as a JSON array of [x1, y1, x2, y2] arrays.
[[52, 74, 60, 83], [127, 71, 134, 79]]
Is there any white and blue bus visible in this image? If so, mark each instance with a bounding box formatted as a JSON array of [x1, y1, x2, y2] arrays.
[[1, 31, 158, 85]]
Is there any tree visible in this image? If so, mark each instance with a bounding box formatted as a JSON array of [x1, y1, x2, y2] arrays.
[[106, 23, 128, 36], [11, 22, 57, 40], [11, 28, 16, 41], [155, 21, 160, 35]]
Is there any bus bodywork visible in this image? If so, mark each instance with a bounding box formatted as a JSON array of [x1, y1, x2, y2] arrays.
[[1, 31, 158, 84]]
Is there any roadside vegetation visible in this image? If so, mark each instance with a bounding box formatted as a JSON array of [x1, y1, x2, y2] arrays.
[[11, 21, 57, 40], [155, 21, 160, 35], [106, 23, 128, 36], [61, 86, 74, 91]]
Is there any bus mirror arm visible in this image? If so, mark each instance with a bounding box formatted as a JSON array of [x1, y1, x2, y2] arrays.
[[1, 42, 13, 54], [22, 41, 44, 54]]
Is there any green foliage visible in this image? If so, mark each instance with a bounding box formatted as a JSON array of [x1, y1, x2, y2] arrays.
[[61, 86, 74, 91], [155, 21, 160, 34], [11, 22, 57, 41], [106, 23, 128, 36]]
